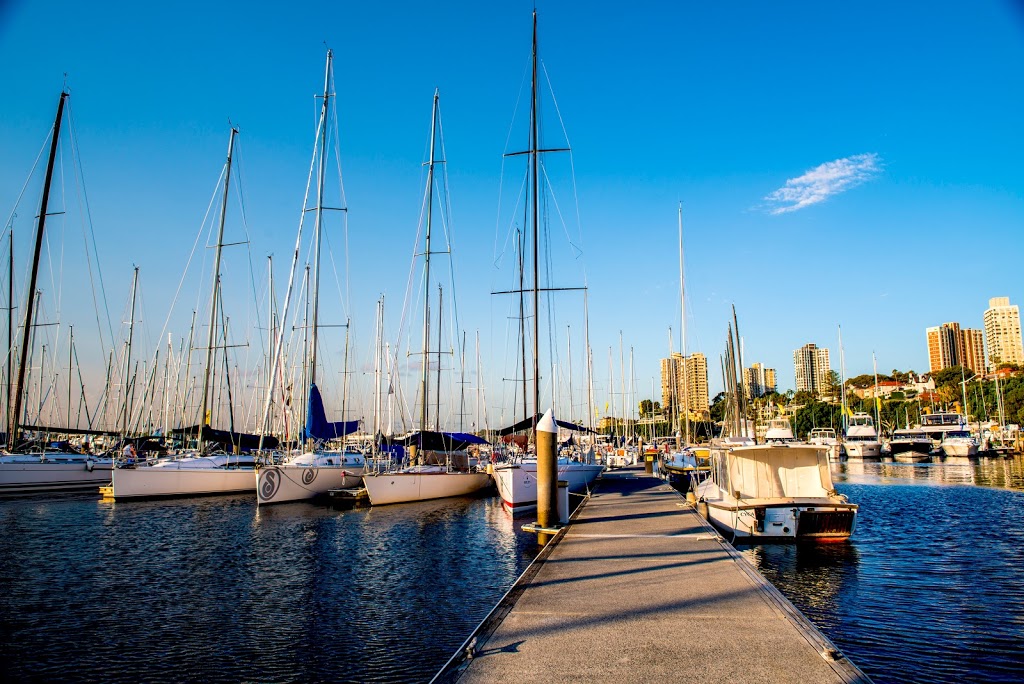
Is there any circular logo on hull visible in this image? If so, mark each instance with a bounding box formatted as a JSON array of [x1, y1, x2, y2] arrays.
[[302, 468, 317, 486], [260, 467, 282, 500]]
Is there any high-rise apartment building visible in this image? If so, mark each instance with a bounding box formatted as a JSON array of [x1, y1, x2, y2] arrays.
[[793, 343, 831, 398], [926, 321, 986, 374], [983, 297, 1024, 368], [743, 362, 778, 400], [660, 352, 710, 420]]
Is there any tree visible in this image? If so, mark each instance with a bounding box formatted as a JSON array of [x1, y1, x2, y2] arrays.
[[824, 370, 842, 400]]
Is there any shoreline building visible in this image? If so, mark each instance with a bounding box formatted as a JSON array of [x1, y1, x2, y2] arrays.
[[793, 343, 830, 398], [743, 362, 777, 400], [983, 297, 1024, 369], [659, 352, 710, 421], [926, 321, 986, 375]]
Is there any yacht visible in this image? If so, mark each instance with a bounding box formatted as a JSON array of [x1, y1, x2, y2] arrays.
[[844, 413, 881, 459], [695, 437, 858, 542], [940, 429, 980, 458], [808, 427, 841, 461], [660, 446, 710, 489], [887, 428, 932, 462], [920, 413, 970, 451], [764, 417, 797, 443]]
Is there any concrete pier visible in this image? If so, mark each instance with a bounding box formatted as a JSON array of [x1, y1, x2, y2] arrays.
[[434, 468, 870, 683]]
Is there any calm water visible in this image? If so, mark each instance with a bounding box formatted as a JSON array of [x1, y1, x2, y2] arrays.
[[741, 455, 1024, 684], [0, 491, 539, 683]]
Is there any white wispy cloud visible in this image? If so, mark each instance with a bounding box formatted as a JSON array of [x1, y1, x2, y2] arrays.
[[763, 153, 881, 215]]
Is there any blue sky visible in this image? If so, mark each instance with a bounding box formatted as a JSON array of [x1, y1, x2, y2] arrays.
[[1, 1, 1023, 429]]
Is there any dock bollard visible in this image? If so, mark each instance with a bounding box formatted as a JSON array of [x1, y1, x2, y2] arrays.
[[536, 409, 559, 544], [557, 480, 569, 524]]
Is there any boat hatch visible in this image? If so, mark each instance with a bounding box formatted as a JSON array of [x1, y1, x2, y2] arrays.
[[797, 510, 855, 537], [754, 507, 765, 532]]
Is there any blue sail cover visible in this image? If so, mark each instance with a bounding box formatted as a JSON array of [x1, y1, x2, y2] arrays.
[[304, 383, 360, 441]]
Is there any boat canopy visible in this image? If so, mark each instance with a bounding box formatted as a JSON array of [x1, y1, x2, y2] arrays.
[[303, 383, 360, 441], [171, 425, 280, 451], [494, 413, 596, 436], [397, 431, 489, 451]]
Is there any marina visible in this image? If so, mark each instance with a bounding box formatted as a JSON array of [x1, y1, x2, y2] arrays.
[[1, 455, 1023, 682], [1, 2, 1023, 683]]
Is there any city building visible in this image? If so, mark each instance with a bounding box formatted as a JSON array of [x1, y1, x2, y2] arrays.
[[983, 296, 1024, 368], [793, 343, 831, 398], [660, 351, 710, 421], [926, 321, 986, 374], [743, 362, 777, 400]]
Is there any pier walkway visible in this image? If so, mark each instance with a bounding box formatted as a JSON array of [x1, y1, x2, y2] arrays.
[[435, 468, 870, 683]]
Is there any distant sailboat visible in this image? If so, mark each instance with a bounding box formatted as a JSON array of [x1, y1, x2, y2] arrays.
[[0, 91, 114, 494], [107, 127, 261, 500], [489, 12, 603, 511], [362, 90, 490, 506]]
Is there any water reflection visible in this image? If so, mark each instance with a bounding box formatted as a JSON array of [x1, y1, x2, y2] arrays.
[[747, 457, 1024, 684], [833, 454, 1024, 491], [0, 492, 538, 684]]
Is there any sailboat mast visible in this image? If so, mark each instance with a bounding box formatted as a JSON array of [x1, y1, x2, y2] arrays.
[[198, 127, 237, 453], [120, 267, 139, 438], [530, 10, 541, 429], [679, 203, 690, 445], [420, 90, 440, 433], [584, 291, 593, 432], [838, 326, 847, 433], [10, 91, 66, 447], [872, 352, 881, 430], [6, 228, 12, 435], [309, 50, 333, 391]]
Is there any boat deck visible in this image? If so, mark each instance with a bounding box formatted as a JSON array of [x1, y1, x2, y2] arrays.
[[435, 467, 870, 683]]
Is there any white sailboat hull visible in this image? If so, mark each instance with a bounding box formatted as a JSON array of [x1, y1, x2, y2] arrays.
[[362, 470, 491, 506], [107, 466, 255, 499], [492, 461, 603, 511], [0, 458, 112, 494], [257, 464, 364, 504]]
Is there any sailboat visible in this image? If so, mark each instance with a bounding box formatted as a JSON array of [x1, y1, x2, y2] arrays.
[[0, 90, 115, 494], [106, 127, 261, 500], [361, 90, 490, 506], [256, 50, 366, 505], [490, 12, 603, 511]]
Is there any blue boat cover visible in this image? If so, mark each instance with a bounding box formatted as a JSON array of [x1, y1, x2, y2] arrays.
[[397, 430, 489, 451], [304, 383, 360, 441]]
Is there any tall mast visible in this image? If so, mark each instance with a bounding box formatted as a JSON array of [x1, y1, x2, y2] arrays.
[[530, 10, 541, 429], [67, 326, 73, 429], [6, 228, 12, 435], [10, 91, 66, 448], [679, 203, 690, 445], [873, 351, 881, 430], [197, 127, 237, 454], [258, 49, 336, 450], [309, 50, 333, 393], [838, 326, 848, 433], [584, 291, 593, 432], [120, 268, 139, 438], [420, 90, 440, 433], [435, 285, 443, 432], [566, 326, 572, 423]]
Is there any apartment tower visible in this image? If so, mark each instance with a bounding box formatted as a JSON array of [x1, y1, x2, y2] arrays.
[[983, 297, 1024, 368], [793, 344, 831, 398]]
